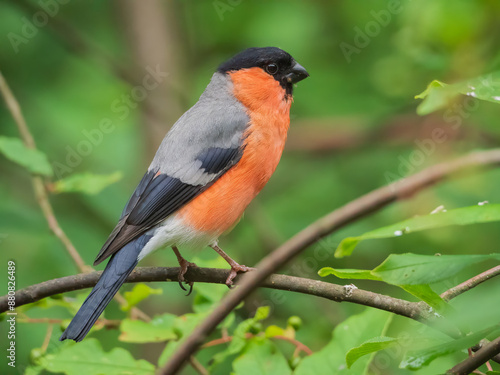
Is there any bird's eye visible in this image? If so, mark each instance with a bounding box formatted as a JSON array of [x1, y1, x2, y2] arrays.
[[265, 63, 279, 75]]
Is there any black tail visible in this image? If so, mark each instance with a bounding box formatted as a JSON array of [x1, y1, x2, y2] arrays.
[[60, 235, 151, 342]]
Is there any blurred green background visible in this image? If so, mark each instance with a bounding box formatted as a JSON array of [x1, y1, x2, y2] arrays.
[[1, 0, 500, 374]]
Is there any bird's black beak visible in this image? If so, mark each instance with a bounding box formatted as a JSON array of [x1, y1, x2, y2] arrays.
[[286, 62, 309, 84]]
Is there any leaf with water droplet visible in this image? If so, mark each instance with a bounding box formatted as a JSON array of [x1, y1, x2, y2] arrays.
[[335, 204, 500, 258], [416, 71, 500, 115]]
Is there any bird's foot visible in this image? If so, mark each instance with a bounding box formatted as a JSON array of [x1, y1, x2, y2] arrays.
[[173, 246, 197, 296], [225, 263, 255, 288], [209, 243, 255, 288]]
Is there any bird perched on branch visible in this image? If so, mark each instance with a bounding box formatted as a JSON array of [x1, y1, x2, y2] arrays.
[[60, 47, 308, 342]]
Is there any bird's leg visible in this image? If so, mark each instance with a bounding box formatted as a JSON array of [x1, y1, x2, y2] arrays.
[[172, 246, 197, 295], [210, 244, 254, 287]]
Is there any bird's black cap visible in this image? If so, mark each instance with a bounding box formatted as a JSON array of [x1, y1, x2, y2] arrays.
[[218, 47, 309, 95]]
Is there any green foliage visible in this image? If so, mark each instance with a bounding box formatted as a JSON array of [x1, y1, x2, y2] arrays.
[[232, 337, 292, 375], [335, 204, 500, 258], [294, 309, 392, 375], [320, 253, 500, 286], [52, 171, 123, 195], [416, 71, 500, 115], [157, 312, 212, 367], [320, 252, 500, 310], [209, 306, 270, 370], [345, 336, 398, 369], [400, 325, 500, 370], [0, 136, 52, 176], [35, 339, 155, 375], [119, 314, 177, 343], [120, 283, 163, 312]]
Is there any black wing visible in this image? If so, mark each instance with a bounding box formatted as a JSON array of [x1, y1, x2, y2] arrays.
[[93, 146, 243, 265]]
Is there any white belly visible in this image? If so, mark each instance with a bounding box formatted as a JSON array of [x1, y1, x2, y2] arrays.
[[137, 214, 218, 261]]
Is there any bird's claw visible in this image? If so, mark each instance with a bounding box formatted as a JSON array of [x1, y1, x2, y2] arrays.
[[225, 264, 254, 288], [178, 280, 194, 296], [177, 260, 197, 295]]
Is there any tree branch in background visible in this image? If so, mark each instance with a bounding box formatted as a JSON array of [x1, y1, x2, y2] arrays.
[[161, 148, 500, 374], [441, 265, 500, 302], [117, 0, 185, 160], [201, 332, 313, 356], [447, 335, 500, 375], [0, 69, 88, 273]]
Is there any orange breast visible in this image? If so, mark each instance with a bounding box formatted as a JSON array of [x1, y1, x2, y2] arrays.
[[179, 68, 292, 235]]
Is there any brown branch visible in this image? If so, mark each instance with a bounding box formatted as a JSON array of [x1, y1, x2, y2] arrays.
[[202, 332, 313, 356], [441, 265, 500, 302], [160, 148, 500, 374], [447, 336, 500, 375], [117, 0, 185, 159], [189, 356, 209, 375], [0, 267, 423, 322], [0, 69, 88, 273]]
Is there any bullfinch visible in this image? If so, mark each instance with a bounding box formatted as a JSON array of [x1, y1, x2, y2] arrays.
[[60, 47, 309, 342]]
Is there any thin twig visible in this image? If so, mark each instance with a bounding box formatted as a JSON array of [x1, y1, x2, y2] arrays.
[[0, 69, 88, 273], [441, 265, 500, 301], [113, 292, 151, 322], [41, 324, 53, 353], [160, 149, 500, 374], [202, 332, 313, 355], [189, 356, 209, 375], [447, 335, 500, 374], [486, 361, 493, 371]]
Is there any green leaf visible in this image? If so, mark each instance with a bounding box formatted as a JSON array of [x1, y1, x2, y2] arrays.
[[52, 171, 122, 195], [371, 253, 500, 286], [400, 284, 447, 312], [265, 325, 286, 338], [318, 267, 381, 281], [0, 136, 52, 176], [157, 312, 210, 367], [321, 253, 500, 287], [335, 204, 500, 258], [119, 313, 177, 343], [210, 306, 270, 370], [255, 306, 270, 320], [294, 309, 392, 375], [232, 337, 292, 375], [416, 71, 500, 115], [37, 338, 155, 375], [120, 283, 162, 312], [346, 336, 398, 369], [24, 366, 43, 375], [318, 253, 500, 312], [415, 80, 454, 115], [400, 325, 500, 370]]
